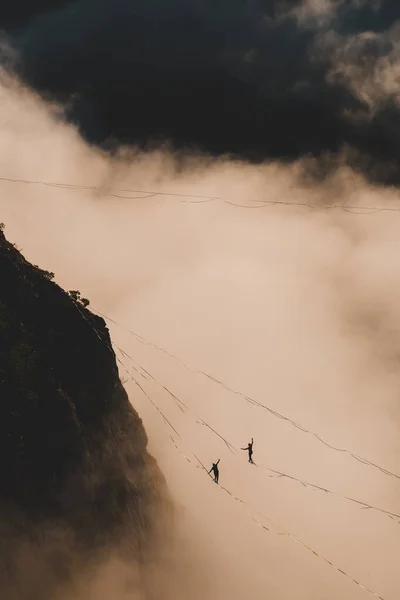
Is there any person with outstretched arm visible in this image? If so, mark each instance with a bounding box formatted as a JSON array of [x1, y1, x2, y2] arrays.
[[208, 459, 220, 483], [241, 438, 254, 463]]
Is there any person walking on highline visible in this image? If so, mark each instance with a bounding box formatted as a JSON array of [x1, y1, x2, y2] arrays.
[[241, 438, 254, 463], [208, 459, 220, 484]]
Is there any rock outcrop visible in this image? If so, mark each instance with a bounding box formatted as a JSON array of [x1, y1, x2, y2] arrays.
[[0, 226, 168, 599]]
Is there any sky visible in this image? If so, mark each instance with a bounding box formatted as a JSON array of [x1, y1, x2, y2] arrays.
[[0, 0, 399, 183]]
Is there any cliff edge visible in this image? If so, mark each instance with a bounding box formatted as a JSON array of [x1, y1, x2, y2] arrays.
[[0, 225, 168, 598]]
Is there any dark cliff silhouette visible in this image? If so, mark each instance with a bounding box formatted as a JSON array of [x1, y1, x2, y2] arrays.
[[0, 225, 169, 598]]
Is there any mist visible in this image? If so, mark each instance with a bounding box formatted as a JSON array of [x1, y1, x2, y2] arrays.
[[1, 69, 400, 599]]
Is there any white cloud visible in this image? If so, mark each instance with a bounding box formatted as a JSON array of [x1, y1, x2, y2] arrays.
[[317, 23, 400, 114]]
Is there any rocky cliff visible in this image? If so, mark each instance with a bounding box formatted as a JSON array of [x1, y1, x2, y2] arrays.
[[0, 225, 168, 599]]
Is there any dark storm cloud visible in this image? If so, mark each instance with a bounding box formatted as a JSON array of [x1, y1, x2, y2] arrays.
[[0, 0, 74, 30], [1, 0, 400, 183]]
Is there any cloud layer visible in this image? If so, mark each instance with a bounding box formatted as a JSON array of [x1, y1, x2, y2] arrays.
[[0, 0, 398, 183], [1, 69, 400, 598]]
